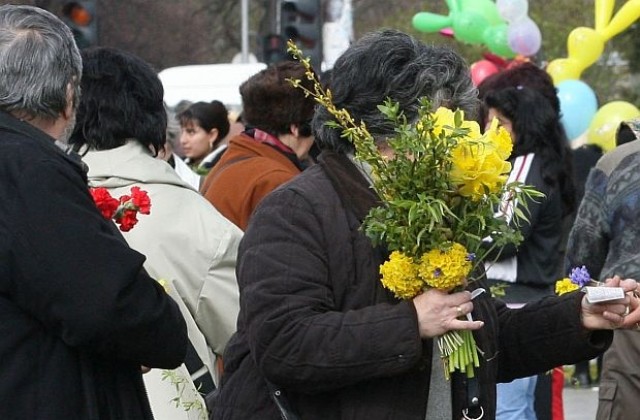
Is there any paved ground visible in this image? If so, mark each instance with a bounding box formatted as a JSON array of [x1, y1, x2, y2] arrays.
[[563, 386, 599, 420]]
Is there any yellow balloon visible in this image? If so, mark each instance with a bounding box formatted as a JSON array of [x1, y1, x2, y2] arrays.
[[594, 0, 615, 32], [546, 58, 582, 85], [568, 27, 605, 69], [587, 101, 640, 151], [600, 0, 640, 41]]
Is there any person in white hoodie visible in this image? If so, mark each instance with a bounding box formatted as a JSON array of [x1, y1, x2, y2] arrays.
[[69, 47, 243, 420]]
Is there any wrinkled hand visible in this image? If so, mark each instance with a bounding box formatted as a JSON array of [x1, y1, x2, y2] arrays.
[[413, 289, 484, 339], [581, 276, 639, 330]]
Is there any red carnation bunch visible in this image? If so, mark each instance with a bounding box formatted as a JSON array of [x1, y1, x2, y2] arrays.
[[89, 186, 151, 232]]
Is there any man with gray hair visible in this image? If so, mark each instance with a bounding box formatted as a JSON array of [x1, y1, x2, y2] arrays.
[[0, 5, 187, 419]]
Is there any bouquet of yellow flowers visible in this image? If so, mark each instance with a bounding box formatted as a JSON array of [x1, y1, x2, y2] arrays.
[[287, 42, 542, 379]]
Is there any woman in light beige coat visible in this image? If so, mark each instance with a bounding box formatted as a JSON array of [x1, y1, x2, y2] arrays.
[[70, 47, 243, 420]]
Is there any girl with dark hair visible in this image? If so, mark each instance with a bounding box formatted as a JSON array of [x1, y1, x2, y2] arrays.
[[485, 87, 575, 215], [483, 86, 576, 420], [177, 100, 230, 174]]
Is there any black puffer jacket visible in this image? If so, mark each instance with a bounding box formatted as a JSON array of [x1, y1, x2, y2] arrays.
[[212, 150, 611, 420], [0, 111, 188, 420]]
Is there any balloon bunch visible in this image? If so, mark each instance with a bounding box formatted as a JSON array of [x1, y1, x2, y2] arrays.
[[557, 78, 640, 150], [496, 0, 541, 57], [547, 0, 640, 84], [412, 0, 514, 58], [551, 0, 640, 150]]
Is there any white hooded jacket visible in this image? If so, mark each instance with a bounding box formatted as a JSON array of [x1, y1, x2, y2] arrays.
[[83, 140, 242, 420]]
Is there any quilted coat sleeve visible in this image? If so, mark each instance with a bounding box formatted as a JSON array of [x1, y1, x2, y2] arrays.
[[237, 186, 424, 394], [9, 159, 187, 369], [494, 292, 612, 383]]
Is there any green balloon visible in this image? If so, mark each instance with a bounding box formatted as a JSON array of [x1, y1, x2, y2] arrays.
[[484, 24, 516, 58], [460, 0, 503, 26], [453, 11, 488, 44], [412, 12, 452, 33]]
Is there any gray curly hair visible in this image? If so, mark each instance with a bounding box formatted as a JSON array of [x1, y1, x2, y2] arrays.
[[313, 28, 478, 153]]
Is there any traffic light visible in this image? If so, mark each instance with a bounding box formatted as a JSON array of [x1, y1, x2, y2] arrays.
[[60, 1, 97, 49], [262, 34, 288, 65], [280, 0, 323, 70]]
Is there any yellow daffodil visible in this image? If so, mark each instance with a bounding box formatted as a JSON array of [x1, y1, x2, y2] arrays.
[[431, 107, 456, 137], [555, 278, 580, 295], [485, 118, 513, 160], [450, 138, 511, 200]]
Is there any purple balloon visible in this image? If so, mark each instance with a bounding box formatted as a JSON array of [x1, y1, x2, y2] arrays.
[[507, 17, 541, 56]]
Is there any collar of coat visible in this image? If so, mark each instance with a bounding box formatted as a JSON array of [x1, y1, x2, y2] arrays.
[[0, 110, 88, 177], [317, 150, 381, 222]]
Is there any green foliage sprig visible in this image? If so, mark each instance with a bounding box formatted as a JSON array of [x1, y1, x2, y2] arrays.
[[287, 40, 542, 270]]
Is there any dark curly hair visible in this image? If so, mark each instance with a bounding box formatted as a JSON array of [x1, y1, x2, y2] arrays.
[[477, 62, 559, 127], [240, 61, 316, 136], [69, 47, 167, 156], [177, 100, 230, 147]]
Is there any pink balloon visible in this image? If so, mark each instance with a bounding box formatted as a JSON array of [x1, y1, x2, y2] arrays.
[[470, 60, 499, 86], [507, 17, 541, 56], [439, 28, 454, 38]]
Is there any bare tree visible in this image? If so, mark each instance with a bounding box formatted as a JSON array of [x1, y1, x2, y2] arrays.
[[97, 0, 266, 70]]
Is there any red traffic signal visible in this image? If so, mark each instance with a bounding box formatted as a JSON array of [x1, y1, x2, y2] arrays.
[[62, 2, 93, 27]]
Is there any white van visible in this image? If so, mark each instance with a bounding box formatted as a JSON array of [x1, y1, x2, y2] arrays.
[[158, 62, 267, 112]]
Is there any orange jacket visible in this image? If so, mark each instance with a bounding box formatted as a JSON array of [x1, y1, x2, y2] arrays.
[[201, 133, 301, 230]]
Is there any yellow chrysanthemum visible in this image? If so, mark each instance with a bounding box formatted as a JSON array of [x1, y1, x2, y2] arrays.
[[380, 251, 422, 299], [555, 278, 579, 295], [418, 243, 471, 290]]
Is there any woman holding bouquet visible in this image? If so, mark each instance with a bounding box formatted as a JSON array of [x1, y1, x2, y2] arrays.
[[210, 29, 640, 420]]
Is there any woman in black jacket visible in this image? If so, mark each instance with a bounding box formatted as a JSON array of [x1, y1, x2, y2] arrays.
[[211, 29, 638, 420], [482, 86, 576, 420]]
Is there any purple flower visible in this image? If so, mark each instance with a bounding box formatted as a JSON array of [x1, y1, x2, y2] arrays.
[[434, 268, 442, 278], [569, 266, 591, 287], [466, 253, 476, 262]]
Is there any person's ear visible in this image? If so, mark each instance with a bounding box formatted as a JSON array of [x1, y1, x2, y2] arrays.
[[208, 128, 219, 145], [63, 82, 76, 120], [289, 123, 299, 137], [292, 122, 312, 138]]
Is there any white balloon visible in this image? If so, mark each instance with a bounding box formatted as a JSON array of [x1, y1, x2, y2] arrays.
[[496, 0, 529, 22]]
